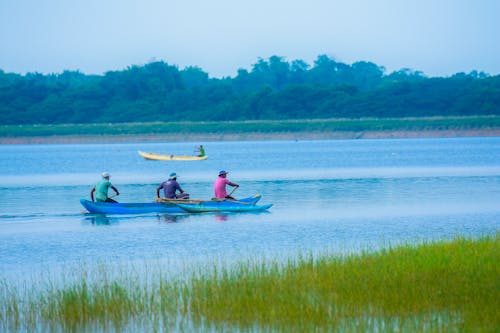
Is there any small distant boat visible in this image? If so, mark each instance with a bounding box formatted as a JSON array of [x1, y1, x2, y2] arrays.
[[138, 150, 208, 161], [80, 194, 263, 214]]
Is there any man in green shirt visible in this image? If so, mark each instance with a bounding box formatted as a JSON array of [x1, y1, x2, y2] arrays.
[[91, 172, 120, 203], [196, 145, 205, 157]]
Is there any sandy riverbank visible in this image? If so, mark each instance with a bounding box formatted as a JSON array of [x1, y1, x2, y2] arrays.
[[1, 129, 499, 144]]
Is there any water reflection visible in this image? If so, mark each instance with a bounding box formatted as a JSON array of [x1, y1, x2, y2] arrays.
[[83, 214, 113, 225], [215, 213, 229, 222], [156, 213, 190, 224], [213, 211, 271, 222]]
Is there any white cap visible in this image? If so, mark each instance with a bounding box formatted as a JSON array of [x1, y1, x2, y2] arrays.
[[101, 172, 110, 178]]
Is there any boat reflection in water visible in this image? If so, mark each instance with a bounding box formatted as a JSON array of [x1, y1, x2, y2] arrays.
[[215, 213, 229, 222], [156, 214, 190, 223], [83, 214, 112, 226]]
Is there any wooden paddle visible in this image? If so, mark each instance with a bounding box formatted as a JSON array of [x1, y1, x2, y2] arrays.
[[227, 185, 238, 198]]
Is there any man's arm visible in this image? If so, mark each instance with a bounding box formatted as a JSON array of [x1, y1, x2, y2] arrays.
[[90, 188, 95, 201], [176, 182, 184, 194], [156, 185, 162, 198], [111, 185, 120, 196]]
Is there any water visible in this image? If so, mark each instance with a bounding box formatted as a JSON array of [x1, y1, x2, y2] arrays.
[[1, 137, 499, 279]]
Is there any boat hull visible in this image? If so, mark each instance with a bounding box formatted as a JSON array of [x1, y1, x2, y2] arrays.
[[175, 203, 273, 213], [80, 195, 262, 214], [80, 199, 184, 214], [138, 150, 208, 161]]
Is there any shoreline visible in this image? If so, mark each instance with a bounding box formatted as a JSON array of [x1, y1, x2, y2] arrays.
[[1, 129, 499, 144]]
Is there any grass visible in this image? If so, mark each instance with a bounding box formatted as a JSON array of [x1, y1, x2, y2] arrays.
[[188, 235, 499, 331], [1, 234, 498, 332], [0, 115, 499, 138]]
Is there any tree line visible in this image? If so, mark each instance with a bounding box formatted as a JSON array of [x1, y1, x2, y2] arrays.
[[0, 55, 499, 124]]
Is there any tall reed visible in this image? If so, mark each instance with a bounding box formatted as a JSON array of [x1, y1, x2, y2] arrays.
[[188, 235, 499, 331], [0, 234, 498, 332]]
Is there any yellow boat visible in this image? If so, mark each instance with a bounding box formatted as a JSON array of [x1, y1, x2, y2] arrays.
[[138, 150, 208, 161]]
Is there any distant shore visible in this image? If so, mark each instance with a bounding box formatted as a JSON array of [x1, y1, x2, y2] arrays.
[[1, 128, 499, 144], [2, 116, 499, 144]]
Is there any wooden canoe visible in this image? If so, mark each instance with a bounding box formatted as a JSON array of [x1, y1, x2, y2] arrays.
[[138, 150, 208, 161]]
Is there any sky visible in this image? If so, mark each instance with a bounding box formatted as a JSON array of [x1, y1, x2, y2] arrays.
[[1, 0, 499, 78]]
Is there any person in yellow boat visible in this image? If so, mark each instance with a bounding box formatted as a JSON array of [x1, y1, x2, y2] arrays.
[[196, 145, 206, 157], [91, 172, 120, 203], [157, 172, 190, 199]]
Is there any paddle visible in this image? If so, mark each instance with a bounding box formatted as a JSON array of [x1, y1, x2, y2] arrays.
[[227, 185, 238, 198]]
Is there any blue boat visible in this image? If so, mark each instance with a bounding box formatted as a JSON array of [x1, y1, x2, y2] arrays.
[[80, 199, 184, 214], [174, 202, 273, 213], [80, 194, 263, 215]]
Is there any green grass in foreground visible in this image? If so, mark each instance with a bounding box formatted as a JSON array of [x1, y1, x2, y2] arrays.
[[0, 115, 499, 137], [1, 235, 499, 332]]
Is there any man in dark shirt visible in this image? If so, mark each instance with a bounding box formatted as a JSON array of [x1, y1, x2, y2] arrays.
[[156, 172, 189, 199]]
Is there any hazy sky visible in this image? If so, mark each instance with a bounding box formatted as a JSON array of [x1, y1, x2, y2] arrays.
[[1, 0, 499, 78]]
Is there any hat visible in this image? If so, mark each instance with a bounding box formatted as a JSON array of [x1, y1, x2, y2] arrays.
[[101, 172, 110, 178], [218, 170, 228, 176], [169, 172, 178, 179]]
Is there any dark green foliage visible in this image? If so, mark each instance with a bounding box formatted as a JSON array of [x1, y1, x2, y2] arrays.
[[0, 56, 498, 125]]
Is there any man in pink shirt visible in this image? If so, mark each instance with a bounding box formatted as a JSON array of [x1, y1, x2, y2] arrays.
[[214, 170, 239, 199]]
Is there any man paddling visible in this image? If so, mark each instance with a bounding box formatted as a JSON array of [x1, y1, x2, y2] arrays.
[[196, 145, 206, 157], [91, 172, 120, 203], [214, 170, 239, 200], [157, 172, 190, 200]]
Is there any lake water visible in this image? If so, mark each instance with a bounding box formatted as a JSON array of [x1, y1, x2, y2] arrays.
[[1, 137, 499, 280]]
